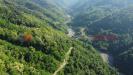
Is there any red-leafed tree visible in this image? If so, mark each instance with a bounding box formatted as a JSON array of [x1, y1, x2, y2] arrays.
[[23, 33, 33, 42]]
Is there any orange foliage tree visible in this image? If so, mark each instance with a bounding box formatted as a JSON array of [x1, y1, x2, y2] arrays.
[[23, 33, 33, 42]]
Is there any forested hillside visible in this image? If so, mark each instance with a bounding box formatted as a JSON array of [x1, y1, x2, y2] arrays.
[[0, 0, 119, 75], [71, 0, 133, 28], [70, 0, 133, 75], [0, 0, 69, 31]]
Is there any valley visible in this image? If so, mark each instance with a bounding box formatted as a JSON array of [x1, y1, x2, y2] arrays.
[[68, 1, 133, 75], [0, 0, 133, 75], [67, 28, 114, 67]]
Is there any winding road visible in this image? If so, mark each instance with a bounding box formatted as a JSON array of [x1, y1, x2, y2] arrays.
[[53, 47, 73, 75], [52, 15, 75, 75]]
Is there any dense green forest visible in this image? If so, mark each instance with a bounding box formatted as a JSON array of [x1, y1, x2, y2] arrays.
[[0, 0, 119, 75], [70, 0, 133, 75], [1, 0, 133, 75]]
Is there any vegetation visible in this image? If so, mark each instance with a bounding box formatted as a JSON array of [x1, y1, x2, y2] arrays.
[[60, 42, 118, 75], [71, 0, 133, 75], [0, 0, 118, 75]]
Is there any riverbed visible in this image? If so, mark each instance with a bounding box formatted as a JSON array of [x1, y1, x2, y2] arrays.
[[67, 28, 75, 37], [100, 52, 114, 66]]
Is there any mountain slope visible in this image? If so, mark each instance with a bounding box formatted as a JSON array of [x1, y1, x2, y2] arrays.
[[71, 0, 133, 29], [70, 0, 133, 74], [0, 0, 118, 75], [0, 0, 69, 31]]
